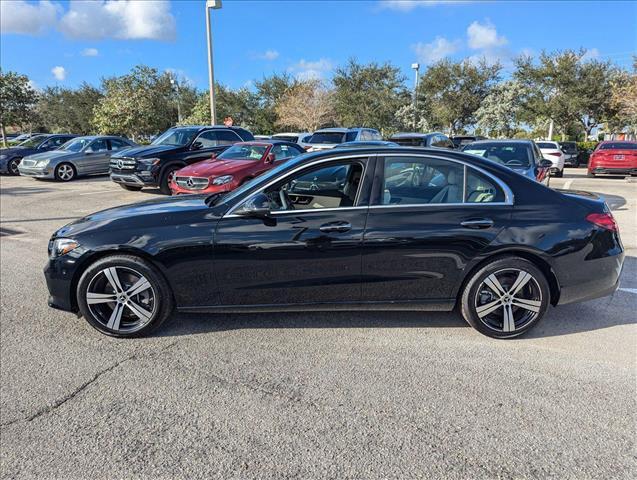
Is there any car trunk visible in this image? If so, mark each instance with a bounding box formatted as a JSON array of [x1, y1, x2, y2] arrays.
[[593, 149, 637, 166]]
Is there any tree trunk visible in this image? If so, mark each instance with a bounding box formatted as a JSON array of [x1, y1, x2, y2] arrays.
[[0, 123, 6, 148]]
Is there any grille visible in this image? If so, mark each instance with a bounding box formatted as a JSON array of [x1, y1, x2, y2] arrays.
[[175, 176, 209, 190], [109, 157, 137, 170]]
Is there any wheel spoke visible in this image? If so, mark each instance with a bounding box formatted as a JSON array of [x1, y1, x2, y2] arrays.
[[502, 304, 515, 332], [508, 271, 532, 297], [126, 277, 151, 297], [104, 267, 123, 293], [484, 274, 506, 296], [106, 302, 125, 330], [511, 297, 541, 313], [476, 299, 502, 318], [86, 292, 117, 305], [125, 300, 152, 324]]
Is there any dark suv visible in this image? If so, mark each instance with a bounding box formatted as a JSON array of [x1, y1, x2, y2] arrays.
[[109, 125, 254, 194]]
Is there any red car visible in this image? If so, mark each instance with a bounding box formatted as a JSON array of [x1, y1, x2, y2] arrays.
[[170, 141, 305, 195], [588, 141, 637, 178]]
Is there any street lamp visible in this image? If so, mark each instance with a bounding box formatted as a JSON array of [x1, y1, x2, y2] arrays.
[[411, 63, 420, 130], [169, 76, 181, 124], [206, 0, 222, 125]]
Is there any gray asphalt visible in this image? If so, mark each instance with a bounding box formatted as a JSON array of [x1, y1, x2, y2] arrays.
[[1, 170, 635, 479]]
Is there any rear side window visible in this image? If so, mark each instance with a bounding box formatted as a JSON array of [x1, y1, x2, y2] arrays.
[[466, 169, 505, 203], [109, 139, 129, 150], [216, 130, 242, 145]]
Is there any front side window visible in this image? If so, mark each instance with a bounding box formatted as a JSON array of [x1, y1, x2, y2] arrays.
[[216, 130, 242, 145], [87, 139, 109, 153], [19, 135, 47, 148], [109, 139, 129, 151], [194, 130, 219, 148], [43, 137, 69, 148]]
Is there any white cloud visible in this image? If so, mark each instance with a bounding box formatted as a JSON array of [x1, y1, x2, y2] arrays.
[[412, 36, 461, 64], [258, 50, 280, 61], [581, 48, 600, 61], [288, 58, 334, 80], [0, 0, 60, 35], [467, 20, 507, 50], [59, 0, 176, 41], [81, 47, 99, 57], [51, 66, 66, 81], [379, 0, 472, 11]]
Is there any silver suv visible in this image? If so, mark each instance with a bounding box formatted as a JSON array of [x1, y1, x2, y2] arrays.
[[305, 127, 382, 151]]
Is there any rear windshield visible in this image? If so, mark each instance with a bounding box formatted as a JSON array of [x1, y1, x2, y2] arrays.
[[536, 142, 558, 149], [307, 132, 346, 144], [392, 137, 425, 146], [272, 135, 298, 142], [463, 143, 531, 167], [599, 142, 637, 150]]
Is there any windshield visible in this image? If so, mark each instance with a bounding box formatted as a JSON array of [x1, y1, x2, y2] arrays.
[[17, 135, 47, 148], [599, 142, 637, 150], [536, 142, 557, 149], [152, 128, 200, 147], [60, 138, 92, 152], [218, 144, 267, 160], [463, 143, 531, 167], [307, 132, 346, 144]]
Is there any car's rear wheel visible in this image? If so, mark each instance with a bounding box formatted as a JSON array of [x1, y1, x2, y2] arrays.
[[7, 158, 21, 175], [55, 162, 76, 181], [77, 255, 174, 337], [120, 184, 143, 191], [461, 257, 550, 339], [159, 166, 181, 195]]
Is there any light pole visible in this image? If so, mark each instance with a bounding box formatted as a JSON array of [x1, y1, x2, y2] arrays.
[[170, 76, 181, 124], [411, 63, 420, 130], [206, 0, 222, 125]]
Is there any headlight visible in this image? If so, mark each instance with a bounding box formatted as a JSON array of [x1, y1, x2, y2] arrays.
[[34, 159, 50, 168], [0, 154, 7, 160], [138, 158, 160, 166], [49, 238, 80, 258], [212, 175, 233, 185]]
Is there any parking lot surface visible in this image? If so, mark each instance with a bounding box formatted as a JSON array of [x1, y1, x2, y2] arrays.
[[1, 170, 635, 479]]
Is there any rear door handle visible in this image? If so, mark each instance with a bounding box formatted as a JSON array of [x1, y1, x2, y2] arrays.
[[460, 218, 494, 229], [319, 221, 352, 233]]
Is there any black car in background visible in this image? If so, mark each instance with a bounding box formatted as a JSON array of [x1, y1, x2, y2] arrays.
[[0, 134, 78, 175], [45, 147, 623, 339], [109, 125, 254, 194], [452, 135, 487, 149], [388, 132, 455, 149], [559, 141, 580, 167]]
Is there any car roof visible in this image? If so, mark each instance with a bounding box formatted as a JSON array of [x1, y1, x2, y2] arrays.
[[467, 139, 533, 145], [389, 132, 440, 139], [237, 140, 302, 147], [338, 141, 398, 147]]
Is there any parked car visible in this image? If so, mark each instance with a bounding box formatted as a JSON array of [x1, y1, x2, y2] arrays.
[[588, 141, 637, 178], [45, 146, 623, 339], [559, 141, 580, 167], [109, 125, 254, 194], [271, 132, 313, 145], [536, 141, 565, 177], [334, 141, 399, 149], [305, 128, 382, 151], [451, 135, 487, 149], [7, 132, 45, 145], [388, 132, 455, 149], [462, 140, 552, 185], [170, 140, 304, 195], [253, 135, 271, 141], [0, 134, 77, 175], [18, 136, 136, 181]]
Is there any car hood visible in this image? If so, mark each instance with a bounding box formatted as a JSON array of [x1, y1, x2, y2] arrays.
[[111, 144, 181, 159], [0, 147, 37, 157], [24, 150, 75, 161], [176, 158, 259, 177], [55, 195, 213, 238]]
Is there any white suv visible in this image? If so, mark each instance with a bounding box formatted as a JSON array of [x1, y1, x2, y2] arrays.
[[305, 127, 382, 151], [536, 141, 565, 177]]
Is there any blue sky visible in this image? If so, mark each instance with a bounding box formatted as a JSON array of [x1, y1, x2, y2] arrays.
[[1, 0, 635, 91]]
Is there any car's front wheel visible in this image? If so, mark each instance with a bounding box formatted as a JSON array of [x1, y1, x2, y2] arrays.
[[77, 255, 174, 337], [7, 158, 21, 175], [460, 257, 550, 339], [55, 162, 76, 181], [159, 166, 181, 195]]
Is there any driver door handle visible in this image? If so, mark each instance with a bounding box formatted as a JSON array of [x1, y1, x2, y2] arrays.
[[460, 218, 494, 229], [319, 221, 351, 233]]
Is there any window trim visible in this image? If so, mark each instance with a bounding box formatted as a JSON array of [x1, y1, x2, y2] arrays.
[[373, 153, 514, 208]]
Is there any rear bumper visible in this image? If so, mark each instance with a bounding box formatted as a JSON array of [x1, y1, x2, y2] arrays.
[[557, 251, 624, 305], [589, 166, 637, 175]]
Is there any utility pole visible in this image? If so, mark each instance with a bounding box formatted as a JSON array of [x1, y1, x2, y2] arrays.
[[206, 0, 223, 125], [548, 119, 554, 140], [411, 63, 420, 131], [170, 76, 181, 124]]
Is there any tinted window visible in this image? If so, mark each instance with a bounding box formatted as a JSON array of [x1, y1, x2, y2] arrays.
[[463, 143, 532, 167], [195, 130, 219, 148], [466, 169, 505, 203], [599, 142, 637, 150], [392, 137, 425, 147], [272, 135, 298, 142], [308, 132, 346, 144], [109, 139, 130, 150], [345, 131, 358, 142], [271, 144, 302, 161], [152, 128, 200, 146], [87, 139, 109, 153], [42, 137, 68, 148], [216, 130, 242, 145], [61, 138, 92, 152], [537, 142, 558, 149], [381, 156, 464, 205]]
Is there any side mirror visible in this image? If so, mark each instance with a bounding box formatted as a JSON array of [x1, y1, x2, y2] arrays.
[[539, 159, 553, 168], [210, 152, 218, 160], [191, 141, 203, 151], [265, 153, 275, 164], [235, 193, 272, 218]]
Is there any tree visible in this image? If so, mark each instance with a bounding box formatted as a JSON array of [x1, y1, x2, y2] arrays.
[[332, 59, 409, 135], [476, 80, 529, 137], [608, 59, 637, 135], [181, 84, 258, 128], [275, 79, 335, 132], [252, 73, 299, 134], [417, 58, 501, 135], [394, 103, 429, 132], [92, 65, 175, 141], [575, 60, 616, 140], [0, 70, 39, 146], [37, 83, 103, 135]]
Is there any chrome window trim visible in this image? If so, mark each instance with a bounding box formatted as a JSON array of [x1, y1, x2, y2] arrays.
[[224, 154, 371, 218]]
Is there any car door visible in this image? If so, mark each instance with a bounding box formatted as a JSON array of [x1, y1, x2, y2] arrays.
[[213, 156, 373, 306], [186, 130, 231, 165], [82, 138, 111, 174], [361, 153, 513, 305]]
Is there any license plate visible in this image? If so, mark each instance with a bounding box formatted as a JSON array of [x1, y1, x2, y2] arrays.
[[614, 154, 624, 160]]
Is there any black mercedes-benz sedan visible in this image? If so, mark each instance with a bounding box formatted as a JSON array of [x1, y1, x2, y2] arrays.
[[44, 148, 624, 339]]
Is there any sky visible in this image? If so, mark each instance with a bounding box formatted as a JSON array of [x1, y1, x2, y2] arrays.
[[1, 0, 636, 92]]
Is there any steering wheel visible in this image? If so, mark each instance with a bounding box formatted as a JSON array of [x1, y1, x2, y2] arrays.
[[279, 189, 294, 210]]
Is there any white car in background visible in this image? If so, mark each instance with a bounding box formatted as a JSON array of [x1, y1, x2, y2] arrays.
[[305, 127, 382, 152], [271, 132, 313, 150], [536, 141, 565, 177]]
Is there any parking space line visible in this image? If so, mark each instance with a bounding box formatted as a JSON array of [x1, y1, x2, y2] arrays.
[[563, 179, 573, 189]]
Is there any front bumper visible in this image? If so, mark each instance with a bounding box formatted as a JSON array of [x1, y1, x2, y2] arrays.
[[18, 166, 54, 179], [44, 255, 78, 312], [110, 172, 155, 187]]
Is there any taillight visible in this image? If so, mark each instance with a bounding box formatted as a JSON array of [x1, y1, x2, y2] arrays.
[[304, 146, 312, 151], [546, 152, 562, 157], [586, 212, 618, 232]]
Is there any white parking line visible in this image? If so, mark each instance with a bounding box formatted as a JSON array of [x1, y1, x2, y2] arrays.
[[618, 288, 637, 295], [563, 179, 573, 189]]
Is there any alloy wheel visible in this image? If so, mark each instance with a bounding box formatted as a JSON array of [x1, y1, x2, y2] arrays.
[[9, 159, 20, 175], [85, 266, 157, 333], [474, 268, 542, 333], [57, 164, 75, 181]]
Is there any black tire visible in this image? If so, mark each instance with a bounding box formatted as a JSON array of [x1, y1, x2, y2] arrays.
[[159, 165, 181, 195], [553, 169, 563, 178], [119, 184, 143, 192], [7, 158, 21, 176], [76, 255, 174, 338], [460, 257, 550, 339], [55, 162, 76, 182]]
